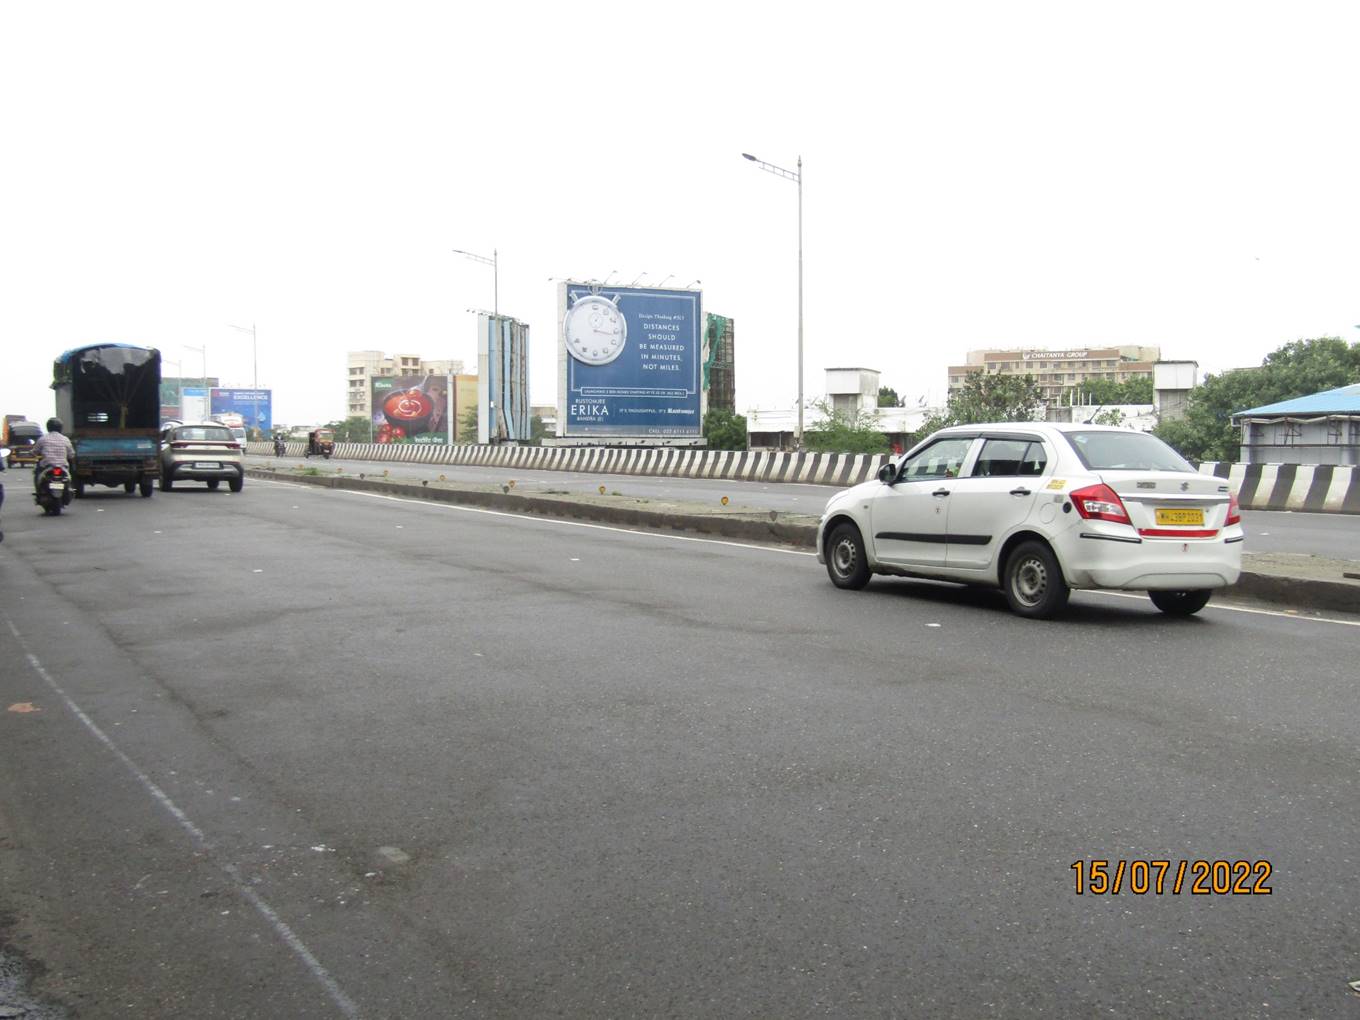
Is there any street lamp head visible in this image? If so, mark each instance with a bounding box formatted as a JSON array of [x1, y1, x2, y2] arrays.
[[741, 152, 757, 161]]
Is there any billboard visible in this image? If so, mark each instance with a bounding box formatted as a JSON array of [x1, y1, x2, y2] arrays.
[[557, 283, 702, 439], [454, 374, 478, 442], [210, 388, 272, 435], [477, 313, 530, 444], [370, 375, 453, 444], [181, 387, 209, 422]]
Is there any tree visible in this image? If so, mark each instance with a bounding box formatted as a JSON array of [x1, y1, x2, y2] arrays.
[[1063, 376, 1153, 404], [703, 409, 748, 451], [324, 416, 372, 443], [877, 385, 904, 408], [802, 400, 890, 455], [530, 415, 549, 445], [1153, 336, 1360, 462], [458, 403, 479, 444]]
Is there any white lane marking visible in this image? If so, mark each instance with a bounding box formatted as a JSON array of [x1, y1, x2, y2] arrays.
[[252, 480, 1358, 628], [3, 618, 361, 1019], [252, 478, 818, 558], [1086, 590, 1360, 628]]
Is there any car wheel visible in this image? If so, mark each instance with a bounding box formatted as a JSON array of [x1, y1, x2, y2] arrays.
[[161, 473, 173, 491], [1003, 540, 1070, 619], [825, 522, 871, 590], [140, 478, 154, 497], [1148, 589, 1212, 616], [123, 480, 136, 494], [207, 479, 220, 490], [229, 476, 244, 493]]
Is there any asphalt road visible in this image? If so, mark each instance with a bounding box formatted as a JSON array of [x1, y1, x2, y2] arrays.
[[252, 452, 1360, 560], [2, 479, 1358, 1018]]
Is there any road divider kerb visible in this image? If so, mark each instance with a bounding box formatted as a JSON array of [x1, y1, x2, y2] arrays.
[[246, 467, 1359, 616]]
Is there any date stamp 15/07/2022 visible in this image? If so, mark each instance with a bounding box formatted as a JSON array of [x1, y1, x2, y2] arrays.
[[1071, 859, 1273, 896]]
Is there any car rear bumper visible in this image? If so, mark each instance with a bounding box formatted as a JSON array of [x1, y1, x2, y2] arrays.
[[1060, 529, 1243, 590], [165, 461, 244, 481]]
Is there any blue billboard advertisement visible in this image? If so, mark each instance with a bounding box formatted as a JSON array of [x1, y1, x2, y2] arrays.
[[558, 284, 702, 438], [209, 388, 273, 434]]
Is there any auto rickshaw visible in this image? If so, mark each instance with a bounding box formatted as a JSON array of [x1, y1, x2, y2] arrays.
[[305, 428, 335, 459], [4, 421, 42, 468]]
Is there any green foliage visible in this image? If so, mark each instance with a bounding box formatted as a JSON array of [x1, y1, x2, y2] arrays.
[[324, 416, 372, 443], [910, 372, 1043, 446], [702, 409, 748, 451], [529, 415, 549, 445], [1153, 336, 1360, 462], [1090, 407, 1126, 426], [1063, 376, 1153, 405], [802, 400, 890, 455], [458, 403, 478, 444], [877, 385, 903, 408]]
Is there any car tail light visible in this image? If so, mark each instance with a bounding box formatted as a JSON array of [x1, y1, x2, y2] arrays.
[[1070, 482, 1131, 524], [1226, 492, 1241, 526]]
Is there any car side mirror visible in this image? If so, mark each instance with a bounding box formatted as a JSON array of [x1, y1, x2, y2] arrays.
[[878, 463, 896, 484]]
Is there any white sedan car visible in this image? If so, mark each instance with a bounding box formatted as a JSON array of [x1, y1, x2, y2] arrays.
[[817, 423, 1243, 618]]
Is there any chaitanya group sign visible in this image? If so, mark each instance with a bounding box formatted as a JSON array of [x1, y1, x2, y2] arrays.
[[556, 282, 702, 440]]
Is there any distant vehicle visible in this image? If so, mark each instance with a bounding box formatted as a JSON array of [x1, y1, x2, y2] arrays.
[[34, 463, 73, 515], [159, 423, 244, 492], [53, 343, 161, 497], [305, 428, 334, 459], [2, 417, 42, 467], [818, 422, 1243, 618]]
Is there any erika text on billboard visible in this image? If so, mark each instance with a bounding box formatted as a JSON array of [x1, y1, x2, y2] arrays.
[[559, 284, 701, 438], [370, 375, 452, 444], [209, 389, 272, 432]]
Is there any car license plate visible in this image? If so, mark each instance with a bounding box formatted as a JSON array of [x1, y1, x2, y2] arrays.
[[193, 461, 219, 469], [1155, 507, 1204, 526]]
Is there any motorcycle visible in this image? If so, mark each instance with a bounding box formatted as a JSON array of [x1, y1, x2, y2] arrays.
[[35, 464, 74, 516], [274, 436, 286, 457]]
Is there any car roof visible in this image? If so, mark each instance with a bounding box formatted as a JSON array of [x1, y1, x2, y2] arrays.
[[932, 422, 1143, 436]]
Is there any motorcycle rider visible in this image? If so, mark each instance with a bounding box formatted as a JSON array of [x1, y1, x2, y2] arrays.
[[33, 418, 76, 486]]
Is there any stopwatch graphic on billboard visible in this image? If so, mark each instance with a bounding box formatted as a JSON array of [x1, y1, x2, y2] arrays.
[[557, 283, 702, 439]]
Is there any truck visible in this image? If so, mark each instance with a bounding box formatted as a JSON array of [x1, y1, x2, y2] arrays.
[[52, 344, 162, 497], [3, 415, 43, 467]]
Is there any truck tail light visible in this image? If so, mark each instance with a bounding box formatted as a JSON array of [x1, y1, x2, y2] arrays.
[[1069, 482, 1131, 525]]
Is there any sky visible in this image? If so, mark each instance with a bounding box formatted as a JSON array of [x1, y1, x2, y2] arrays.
[[2, 1, 1358, 428]]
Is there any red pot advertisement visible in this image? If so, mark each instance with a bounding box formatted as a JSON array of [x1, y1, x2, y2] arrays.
[[370, 375, 451, 444]]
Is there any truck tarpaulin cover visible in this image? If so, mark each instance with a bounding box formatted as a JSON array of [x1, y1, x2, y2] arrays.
[[53, 344, 161, 431]]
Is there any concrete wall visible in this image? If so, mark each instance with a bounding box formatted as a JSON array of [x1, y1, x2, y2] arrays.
[[249, 442, 1360, 514]]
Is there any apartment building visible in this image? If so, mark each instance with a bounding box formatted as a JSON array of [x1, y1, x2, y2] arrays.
[[347, 351, 465, 417], [947, 346, 1161, 404]]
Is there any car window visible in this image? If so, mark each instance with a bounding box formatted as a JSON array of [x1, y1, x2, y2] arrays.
[[899, 437, 974, 481], [1062, 431, 1192, 472], [174, 426, 233, 442], [1018, 441, 1048, 476], [971, 438, 1031, 477]]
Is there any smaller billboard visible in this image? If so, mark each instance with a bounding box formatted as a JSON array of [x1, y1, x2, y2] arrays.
[[371, 375, 453, 444], [181, 387, 209, 422], [210, 388, 273, 436]]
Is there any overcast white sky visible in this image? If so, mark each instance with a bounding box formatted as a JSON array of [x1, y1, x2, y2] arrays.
[[2, 1, 1357, 427]]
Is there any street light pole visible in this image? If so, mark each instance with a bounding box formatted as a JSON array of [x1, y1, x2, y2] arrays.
[[453, 247, 498, 319], [184, 344, 207, 420], [742, 151, 804, 448], [227, 322, 258, 432]]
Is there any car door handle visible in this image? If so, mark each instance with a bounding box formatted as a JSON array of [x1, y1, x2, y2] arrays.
[[932, 488, 950, 497], [1009, 487, 1032, 496]]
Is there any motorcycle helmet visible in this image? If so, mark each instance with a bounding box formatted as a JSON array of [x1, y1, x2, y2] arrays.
[[46, 417, 64, 434]]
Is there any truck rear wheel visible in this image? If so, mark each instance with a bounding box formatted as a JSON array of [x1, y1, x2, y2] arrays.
[[140, 478, 154, 497], [124, 481, 136, 494]]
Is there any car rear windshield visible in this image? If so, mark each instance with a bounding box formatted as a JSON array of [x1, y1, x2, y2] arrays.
[[175, 426, 233, 442], [1061, 431, 1193, 472]]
